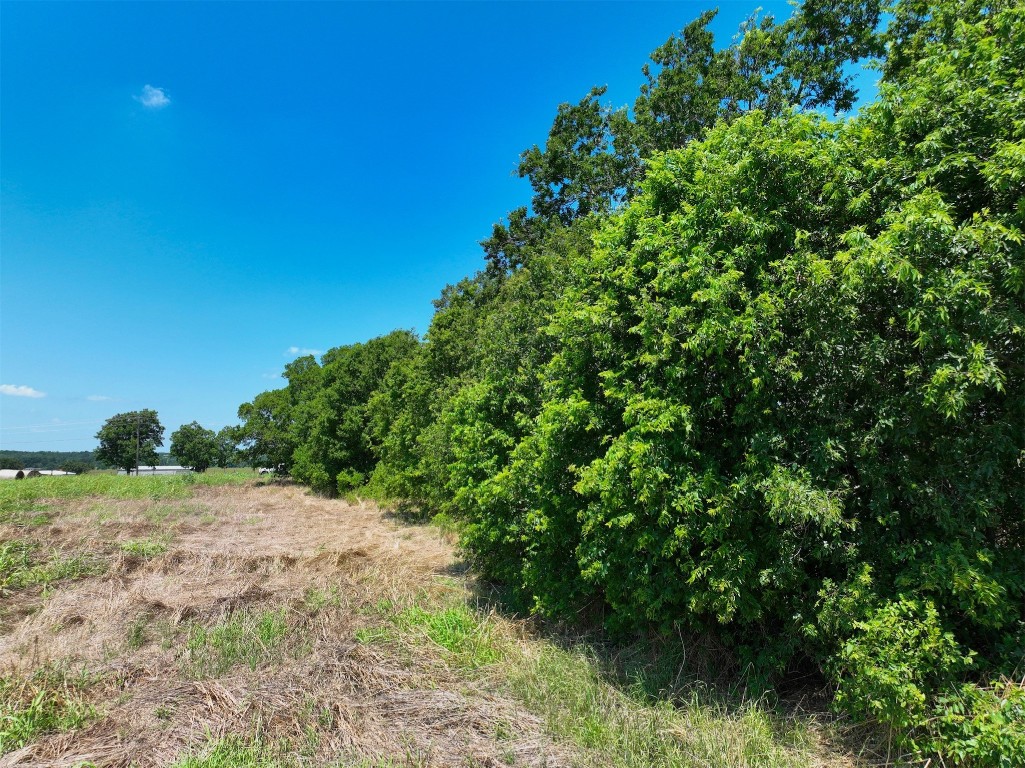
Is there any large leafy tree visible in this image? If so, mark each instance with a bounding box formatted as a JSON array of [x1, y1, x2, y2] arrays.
[[291, 330, 418, 495], [457, 0, 1023, 759], [94, 410, 164, 474], [491, 1, 881, 274], [214, 426, 239, 468], [236, 388, 296, 471], [170, 421, 218, 472]]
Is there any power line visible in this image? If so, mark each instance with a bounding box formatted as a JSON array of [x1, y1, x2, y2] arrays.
[[0, 420, 103, 431], [1, 437, 98, 445]]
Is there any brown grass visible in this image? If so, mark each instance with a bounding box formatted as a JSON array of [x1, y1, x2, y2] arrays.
[[0, 484, 573, 767]]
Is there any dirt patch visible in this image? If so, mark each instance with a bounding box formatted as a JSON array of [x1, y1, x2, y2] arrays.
[[0, 484, 573, 767]]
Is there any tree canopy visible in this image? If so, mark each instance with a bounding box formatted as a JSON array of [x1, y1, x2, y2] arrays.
[[170, 421, 218, 472], [233, 0, 1025, 760], [94, 410, 164, 474]]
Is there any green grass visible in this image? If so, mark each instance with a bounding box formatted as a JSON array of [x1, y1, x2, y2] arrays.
[[183, 608, 291, 678], [0, 668, 97, 752], [120, 537, 169, 557], [0, 474, 192, 505], [0, 499, 52, 526], [191, 469, 259, 487], [0, 539, 103, 593], [355, 598, 504, 670], [0, 469, 256, 510], [170, 736, 300, 768], [302, 586, 343, 614], [355, 596, 831, 768], [394, 604, 504, 669], [503, 642, 818, 768]]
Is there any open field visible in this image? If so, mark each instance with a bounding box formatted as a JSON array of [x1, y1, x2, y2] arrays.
[[1, 476, 878, 767]]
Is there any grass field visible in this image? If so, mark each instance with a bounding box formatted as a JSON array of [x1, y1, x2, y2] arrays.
[[0, 474, 881, 767]]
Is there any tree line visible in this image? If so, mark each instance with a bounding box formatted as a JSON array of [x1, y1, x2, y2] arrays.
[[235, 0, 1024, 761]]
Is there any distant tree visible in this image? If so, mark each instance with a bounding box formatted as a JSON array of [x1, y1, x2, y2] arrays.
[[58, 460, 92, 475], [236, 388, 295, 472], [94, 410, 164, 475], [214, 426, 239, 468], [0, 457, 25, 470], [170, 421, 218, 472]]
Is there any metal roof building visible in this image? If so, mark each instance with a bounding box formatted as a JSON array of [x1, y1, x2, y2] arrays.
[[116, 466, 191, 476]]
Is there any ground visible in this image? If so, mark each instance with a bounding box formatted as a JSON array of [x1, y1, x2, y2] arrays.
[[0, 478, 873, 768]]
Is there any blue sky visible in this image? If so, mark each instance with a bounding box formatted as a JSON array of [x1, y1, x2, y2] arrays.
[[1, 1, 878, 452]]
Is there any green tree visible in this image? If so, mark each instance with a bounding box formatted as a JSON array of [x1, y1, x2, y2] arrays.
[[94, 410, 164, 475], [57, 460, 92, 475], [214, 426, 239, 468], [517, 86, 641, 226], [454, 0, 1023, 758], [501, 2, 881, 270], [236, 388, 295, 471], [170, 421, 218, 472], [291, 330, 418, 495]]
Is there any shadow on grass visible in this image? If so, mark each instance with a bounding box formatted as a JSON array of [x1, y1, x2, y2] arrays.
[[270, 485, 888, 764]]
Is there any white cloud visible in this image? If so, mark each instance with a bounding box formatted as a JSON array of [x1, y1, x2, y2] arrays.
[[136, 84, 170, 109], [285, 346, 323, 357], [87, 395, 112, 401], [0, 384, 46, 398]]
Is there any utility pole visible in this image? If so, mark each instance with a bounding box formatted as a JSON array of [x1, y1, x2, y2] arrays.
[[135, 413, 141, 477]]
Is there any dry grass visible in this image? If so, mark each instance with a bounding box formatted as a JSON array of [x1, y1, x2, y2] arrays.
[[1, 483, 572, 767], [0, 480, 877, 767]]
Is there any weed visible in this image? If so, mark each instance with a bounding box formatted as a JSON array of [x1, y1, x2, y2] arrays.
[[170, 735, 300, 768], [120, 537, 169, 557], [302, 586, 342, 614], [0, 667, 97, 752], [502, 641, 818, 768], [183, 608, 291, 678], [354, 626, 394, 645], [0, 499, 52, 526], [0, 539, 103, 593], [429, 511, 463, 538], [126, 614, 149, 650], [395, 604, 503, 669]]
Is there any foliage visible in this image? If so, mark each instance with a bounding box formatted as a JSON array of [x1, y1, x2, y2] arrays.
[[460, 0, 1022, 759], [230, 0, 1024, 757], [234, 331, 417, 492], [367, 280, 492, 508], [0, 450, 96, 471], [235, 388, 295, 471], [94, 409, 164, 474], [170, 421, 218, 472], [184, 608, 291, 678], [214, 426, 239, 468], [0, 669, 96, 752], [291, 331, 418, 495], [57, 459, 92, 475]]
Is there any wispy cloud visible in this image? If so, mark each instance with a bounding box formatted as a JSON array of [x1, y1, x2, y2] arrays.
[[285, 346, 323, 357], [136, 84, 170, 109], [87, 395, 112, 401], [0, 384, 46, 398], [261, 372, 283, 380]]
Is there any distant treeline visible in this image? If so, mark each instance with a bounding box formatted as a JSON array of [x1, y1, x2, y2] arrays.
[[232, 0, 1024, 762], [0, 450, 184, 471], [0, 450, 97, 471]]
